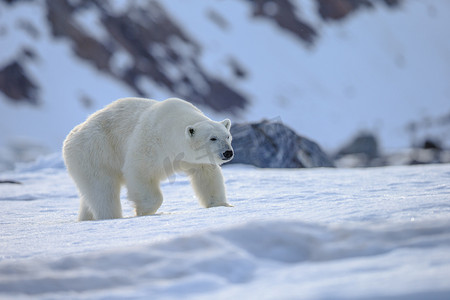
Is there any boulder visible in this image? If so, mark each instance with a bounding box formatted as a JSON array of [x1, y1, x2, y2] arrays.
[[336, 132, 379, 159], [229, 121, 334, 168], [334, 132, 381, 167], [409, 138, 447, 165]]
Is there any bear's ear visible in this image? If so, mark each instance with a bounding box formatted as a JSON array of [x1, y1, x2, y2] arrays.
[[186, 126, 195, 137], [221, 119, 231, 130]]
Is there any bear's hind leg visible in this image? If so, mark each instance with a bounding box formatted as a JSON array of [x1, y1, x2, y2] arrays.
[[126, 178, 163, 216], [78, 175, 123, 220]]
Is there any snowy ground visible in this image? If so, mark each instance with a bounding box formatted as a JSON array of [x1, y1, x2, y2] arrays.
[[1, 155, 450, 299]]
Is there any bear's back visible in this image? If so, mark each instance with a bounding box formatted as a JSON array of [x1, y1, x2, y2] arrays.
[[65, 98, 156, 160], [147, 98, 206, 128]]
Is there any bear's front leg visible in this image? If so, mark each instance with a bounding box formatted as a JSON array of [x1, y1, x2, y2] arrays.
[[187, 164, 232, 208], [126, 177, 164, 216]]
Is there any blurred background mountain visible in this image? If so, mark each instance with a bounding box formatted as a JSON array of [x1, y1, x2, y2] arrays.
[[1, 0, 449, 170]]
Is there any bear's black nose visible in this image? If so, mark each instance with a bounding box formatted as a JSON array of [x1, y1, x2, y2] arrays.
[[223, 150, 233, 160]]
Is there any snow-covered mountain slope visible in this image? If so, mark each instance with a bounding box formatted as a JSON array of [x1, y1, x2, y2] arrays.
[[1, 156, 450, 299], [163, 0, 450, 151], [1, 0, 450, 170]]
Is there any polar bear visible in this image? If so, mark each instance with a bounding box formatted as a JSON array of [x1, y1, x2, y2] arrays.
[[63, 97, 234, 221]]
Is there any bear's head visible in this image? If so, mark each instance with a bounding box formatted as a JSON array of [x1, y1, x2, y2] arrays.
[[185, 119, 233, 165]]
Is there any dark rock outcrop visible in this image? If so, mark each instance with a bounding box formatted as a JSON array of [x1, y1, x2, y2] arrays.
[[334, 132, 381, 167], [46, 0, 112, 71], [409, 138, 447, 165], [245, 0, 401, 44], [336, 132, 380, 160], [247, 0, 317, 44], [44, 0, 248, 113], [316, 0, 401, 21], [1, 0, 32, 4], [0, 180, 22, 184], [0, 61, 38, 105], [334, 134, 450, 167], [229, 120, 334, 168]]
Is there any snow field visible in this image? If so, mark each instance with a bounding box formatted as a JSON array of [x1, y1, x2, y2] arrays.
[[1, 156, 450, 299]]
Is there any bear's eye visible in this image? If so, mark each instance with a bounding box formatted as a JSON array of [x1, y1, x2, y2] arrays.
[[210, 137, 217, 141]]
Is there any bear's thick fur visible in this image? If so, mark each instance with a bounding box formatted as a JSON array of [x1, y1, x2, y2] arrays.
[[63, 98, 233, 221]]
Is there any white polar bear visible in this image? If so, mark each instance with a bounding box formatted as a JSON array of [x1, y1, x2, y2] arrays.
[[63, 97, 234, 221]]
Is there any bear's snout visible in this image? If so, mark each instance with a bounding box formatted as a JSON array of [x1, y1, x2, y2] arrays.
[[222, 150, 234, 160]]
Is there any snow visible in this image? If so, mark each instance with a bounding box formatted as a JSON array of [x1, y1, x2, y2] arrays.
[[1, 155, 450, 299]]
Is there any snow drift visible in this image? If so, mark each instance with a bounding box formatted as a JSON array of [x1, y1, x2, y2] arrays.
[[1, 220, 450, 299]]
